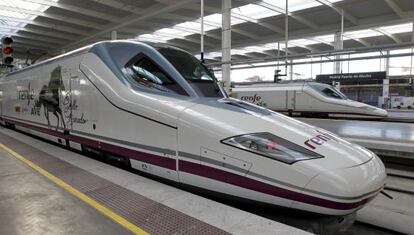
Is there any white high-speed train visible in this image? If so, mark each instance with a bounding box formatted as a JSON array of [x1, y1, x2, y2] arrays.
[[0, 40, 386, 218], [232, 82, 388, 118]]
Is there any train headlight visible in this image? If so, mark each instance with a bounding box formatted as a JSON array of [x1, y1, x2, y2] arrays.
[[221, 132, 323, 164]]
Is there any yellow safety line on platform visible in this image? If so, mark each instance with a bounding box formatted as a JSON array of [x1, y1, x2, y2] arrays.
[[0, 144, 149, 235]]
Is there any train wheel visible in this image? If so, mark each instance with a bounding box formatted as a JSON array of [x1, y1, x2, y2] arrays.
[[408, 106, 412, 109], [81, 144, 105, 161], [397, 106, 401, 109], [105, 152, 131, 169], [5, 122, 15, 129]]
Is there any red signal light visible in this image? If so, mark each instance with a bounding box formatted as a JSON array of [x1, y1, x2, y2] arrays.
[[3, 47, 13, 54]]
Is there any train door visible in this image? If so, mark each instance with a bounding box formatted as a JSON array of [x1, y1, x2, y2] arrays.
[[286, 90, 296, 111], [60, 66, 73, 131], [294, 90, 309, 111]]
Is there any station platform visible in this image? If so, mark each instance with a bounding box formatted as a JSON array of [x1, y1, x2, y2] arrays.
[[297, 118, 414, 158], [0, 127, 309, 235]]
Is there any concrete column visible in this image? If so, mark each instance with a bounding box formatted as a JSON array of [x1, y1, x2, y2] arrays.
[[284, 0, 289, 79], [221, 0, 231, 93], [334, 32, 343, 74], [334, 10, 344, 74], [111, 30, 117, 40], [200, 0, 205, 63], [383, 50, 390, 108], [410, 21, 414, 83]]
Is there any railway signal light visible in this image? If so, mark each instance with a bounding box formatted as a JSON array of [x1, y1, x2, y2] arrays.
[[274, 69, 283, 82], [2, 36, 14, 66]]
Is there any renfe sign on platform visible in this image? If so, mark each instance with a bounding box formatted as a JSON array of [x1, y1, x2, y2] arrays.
[[316, 72, 387, 82]]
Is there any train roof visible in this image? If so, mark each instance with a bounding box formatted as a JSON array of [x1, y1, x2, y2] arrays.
[[2, 40, 178, 78], [232, 80, 314, 88]]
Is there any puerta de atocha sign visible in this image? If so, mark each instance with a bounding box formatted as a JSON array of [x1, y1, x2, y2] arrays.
[[316, 72, 387, 82]]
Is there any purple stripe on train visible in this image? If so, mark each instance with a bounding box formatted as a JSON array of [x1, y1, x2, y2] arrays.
[[2, 116, 372, 210]]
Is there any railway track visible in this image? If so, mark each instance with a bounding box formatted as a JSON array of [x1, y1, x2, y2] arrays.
[[383, 160, 414, 195], [353, 159, 414, 235]]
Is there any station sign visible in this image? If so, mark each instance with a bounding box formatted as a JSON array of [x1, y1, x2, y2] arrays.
[[316, 72, 387, 82]]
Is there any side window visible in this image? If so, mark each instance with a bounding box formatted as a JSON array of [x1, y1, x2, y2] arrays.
[[123, 57, 187, 96]]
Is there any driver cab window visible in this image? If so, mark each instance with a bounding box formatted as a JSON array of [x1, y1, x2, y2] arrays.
[[309, 83, 347, 100], [123, 56, 187, 96], [321, 88, 342, 99]]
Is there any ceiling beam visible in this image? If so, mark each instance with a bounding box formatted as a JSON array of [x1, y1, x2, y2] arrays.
[[252, 1, 319, 30], [341, 34, 372, 47], [12, 45, 47, 53], [375, 28, 403, 43], [348, 37, 371, 47], [315, 0, 359, 25], [289, 43, 316, 52], [188, 2, 289, 34], [231, 11, 284, 34], [0, 24, 72, 41], [59, 0, 193, 51], [23, 0, 122, 22], [13, 33, 64, 45], [12, 38, 52, 50], [90, 0, 256, 42], [196, 13, 414, 56], [0, 5, 103, 29], [0, 31, 61, 48], [251, 50, 277, 57], [88, 0, 144, 12], [383, 0, 405, 18], [144, 31, 216, 47], [0, 16, 90, 36], [311, 38, 334, 47]]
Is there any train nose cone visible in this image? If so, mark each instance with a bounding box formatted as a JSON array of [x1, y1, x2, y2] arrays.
[[300, 155, 386, 215], [376, 108, 388, 117]]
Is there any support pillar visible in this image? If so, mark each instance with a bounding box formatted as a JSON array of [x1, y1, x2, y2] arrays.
[[284, 0, 289, 80], [410, 21, 414, 83], [221, 0, 231, 93], [334, 32, 343, 74], [334, 10, 344, 74], [111, 30, 117, 40], [383, 50, 390, 108], [200, 0, 205, 63]]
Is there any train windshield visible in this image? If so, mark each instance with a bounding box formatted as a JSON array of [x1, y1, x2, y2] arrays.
[[157, 47, 224, 97], [309, 83, 348, 100]]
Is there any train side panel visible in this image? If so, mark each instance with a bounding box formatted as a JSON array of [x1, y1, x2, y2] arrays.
[[72, 53, 181, 181], [232, 85, 301, 110], [0, 60, 76, 145], [0, 52, 185, 182]]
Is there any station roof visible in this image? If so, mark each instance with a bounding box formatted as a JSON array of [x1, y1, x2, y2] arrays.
[[1, 0, 414, 62]]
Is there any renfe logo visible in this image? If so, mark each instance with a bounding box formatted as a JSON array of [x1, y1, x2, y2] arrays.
[[304, 133, 332, 150], [18, 83, 35, 105], [240, 94, 261, 103]]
